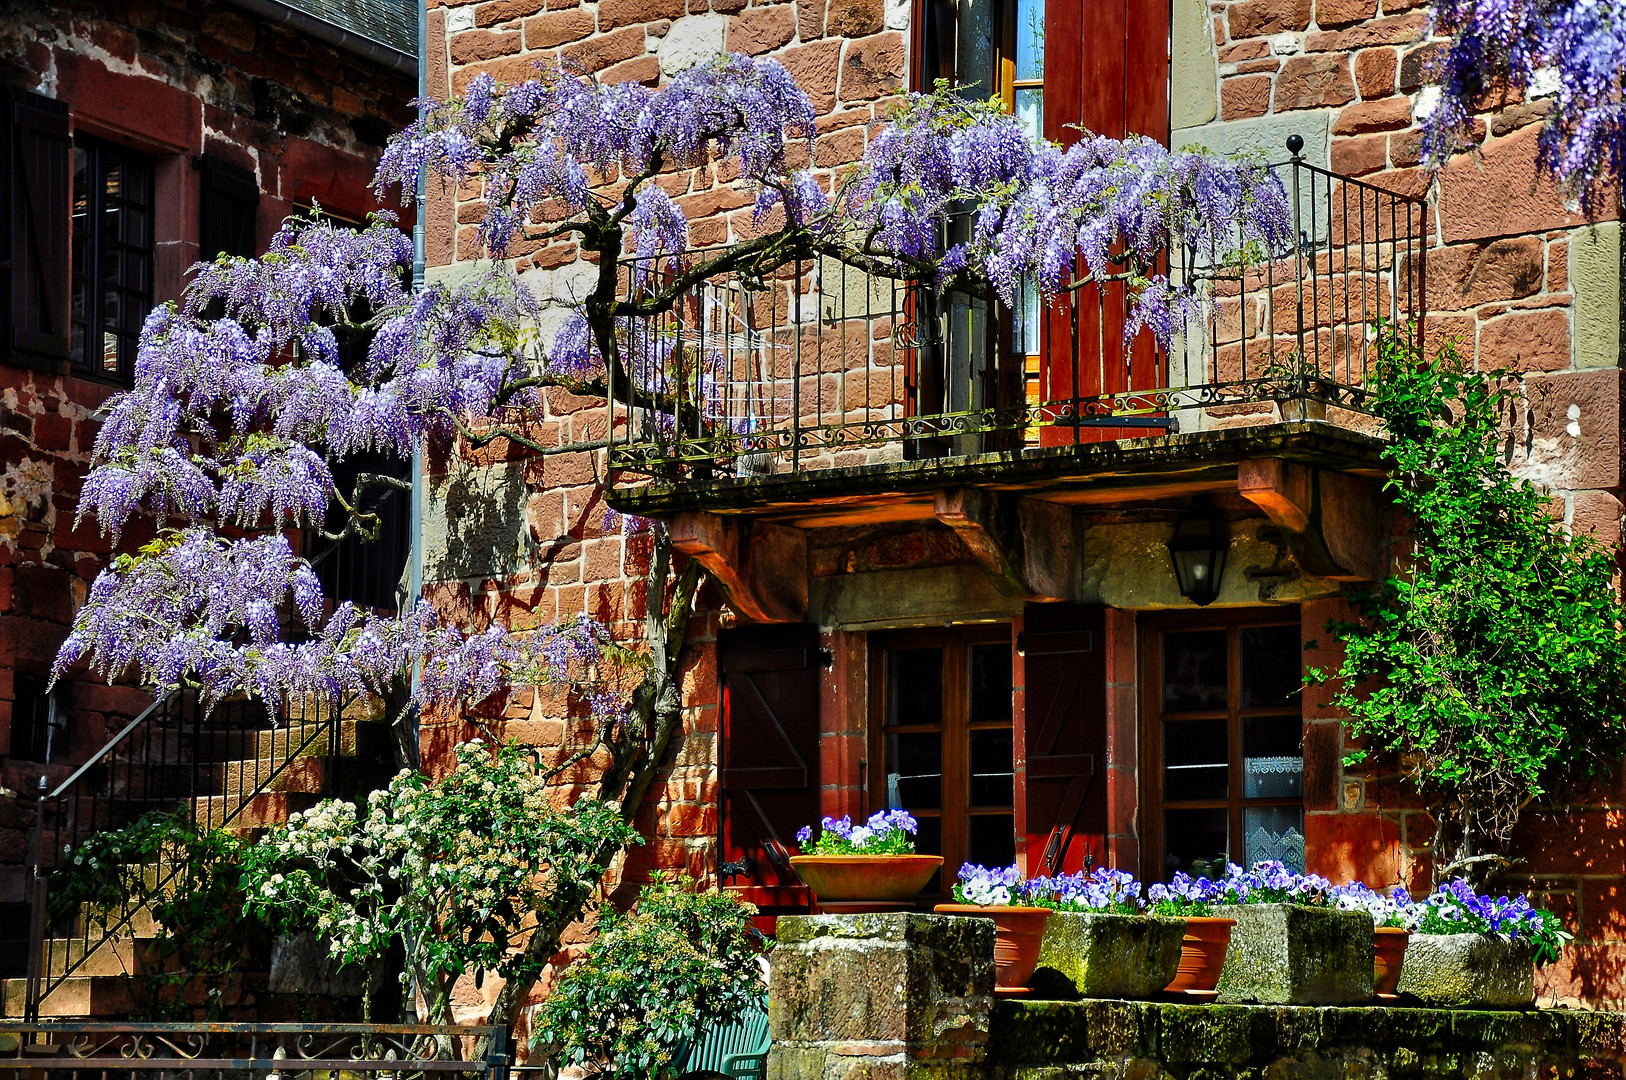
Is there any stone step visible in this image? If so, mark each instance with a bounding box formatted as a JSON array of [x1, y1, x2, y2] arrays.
[[41, 935, 149, 978], [190, 790, 322, 831], [2, 975, 134, 1019]]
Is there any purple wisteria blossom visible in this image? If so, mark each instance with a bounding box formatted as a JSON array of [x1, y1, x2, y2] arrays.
[[1421, 0, 1626, 205]]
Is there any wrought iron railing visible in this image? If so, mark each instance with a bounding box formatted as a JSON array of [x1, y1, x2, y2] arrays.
[[25, 689, 355, 1019], [0, 1022, 508, 1080], [605, 144, 1428, 479]]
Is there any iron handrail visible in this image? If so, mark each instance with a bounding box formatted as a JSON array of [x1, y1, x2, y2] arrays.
[[26, 688, 354, 1020]]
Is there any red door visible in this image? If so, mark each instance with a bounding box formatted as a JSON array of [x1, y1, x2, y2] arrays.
[[718, 624, 821, 925]]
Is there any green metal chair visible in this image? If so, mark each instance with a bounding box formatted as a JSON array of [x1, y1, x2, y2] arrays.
[[678, 998, 770, 1080]]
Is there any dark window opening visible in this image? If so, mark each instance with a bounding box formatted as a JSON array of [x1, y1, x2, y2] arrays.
[[872, 626, 1015, 896], [200, 155, 260, 262], [308, 449, 411, 614], [1142, 611, 1305, 881], [71, 135, 154, 381], [9, 674, 66, 763]]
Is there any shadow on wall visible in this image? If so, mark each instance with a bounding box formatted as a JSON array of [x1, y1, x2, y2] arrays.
[[424, 462, 531, 586]]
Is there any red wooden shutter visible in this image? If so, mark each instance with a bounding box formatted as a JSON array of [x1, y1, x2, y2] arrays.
[[1039, 0, 1171, 447], [719, 624, 820, 909], [1021, 602, 1108, 874], [4, 87, 72, 367]]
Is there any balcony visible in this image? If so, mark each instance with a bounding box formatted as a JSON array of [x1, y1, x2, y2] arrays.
[[598, 158, 1424, 616], [605, 156, 1426, 529]]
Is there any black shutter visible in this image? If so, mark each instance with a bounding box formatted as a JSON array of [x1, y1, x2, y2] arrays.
[[199, 154, 259, 261], [1021, 602, 1107, 875], [3, 86, 72, 368], [718, 624, 820, 906]]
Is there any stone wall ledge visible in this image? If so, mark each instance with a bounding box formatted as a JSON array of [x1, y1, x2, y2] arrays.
[[987, 998, 1626, 1073]]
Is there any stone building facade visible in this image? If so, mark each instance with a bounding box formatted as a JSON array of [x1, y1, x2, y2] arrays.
[[0, 0, 416, 967], [421, 0, 1624, 1013]]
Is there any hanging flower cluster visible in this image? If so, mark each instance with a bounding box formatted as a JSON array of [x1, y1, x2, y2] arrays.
[[852, 90, 1294, 346], [1421, 0, 1626, 206], [55, 526, 634, 723], [375, 54, 824, 259]]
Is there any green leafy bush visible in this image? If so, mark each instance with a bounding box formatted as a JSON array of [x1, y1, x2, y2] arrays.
[[51, 812, 265, 1018], [243, 739, 639, 1023], [531, 879, 763, 1080], [1319, 340, 1626, 881]]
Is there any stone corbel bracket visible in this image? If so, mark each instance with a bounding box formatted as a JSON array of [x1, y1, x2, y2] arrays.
[[1237, 459, 1385, 582], [933, 488, 1076, 601], [671, 511, 808, 623]]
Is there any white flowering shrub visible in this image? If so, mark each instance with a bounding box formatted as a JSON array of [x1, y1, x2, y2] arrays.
[[242, 739, 638, 1022]]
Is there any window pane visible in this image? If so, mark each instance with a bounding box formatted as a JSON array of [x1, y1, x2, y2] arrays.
[[1163, 629, 1227, 711], [1241, 624, 1302, 708], [1162, 807, 1228, 880], [969, 727, 1013, 807], [885, 731, 942, 810], [969, 642, 1011, 725], [1163, 718, 1228, 800], [1014, 0, 1044, 80], [887, 648, 942, 724], [1243, 805, 1305, 872], [1014, 87, 1043, 145], [968, 813, 1015, 869], [1242, 715, 1303, 798]]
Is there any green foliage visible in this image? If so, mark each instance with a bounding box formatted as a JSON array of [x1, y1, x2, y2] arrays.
[[1319, 339, 1626, 879], [531, 879, 763, 1080], [242, 739, 640, 1022], [51, 812, 266, 1019]]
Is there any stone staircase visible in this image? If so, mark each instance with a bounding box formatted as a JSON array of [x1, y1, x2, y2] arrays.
[[4, 696, 387, 1019]]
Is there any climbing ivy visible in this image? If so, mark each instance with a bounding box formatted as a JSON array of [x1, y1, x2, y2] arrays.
[[1319, 339, 1626, 884]]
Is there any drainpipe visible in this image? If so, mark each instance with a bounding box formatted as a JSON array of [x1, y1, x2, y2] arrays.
[[408, 0, 428, 694], [224, 0, 417, 74]]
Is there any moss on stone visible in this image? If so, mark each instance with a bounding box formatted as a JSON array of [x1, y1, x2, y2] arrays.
[[1032, 912, 1186, 1000], [1214, 905, 1375, 1005], [1394, 934, 1534, 1008]]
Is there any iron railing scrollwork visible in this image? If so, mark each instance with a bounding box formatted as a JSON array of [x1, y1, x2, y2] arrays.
[[25, 689, 356, 1020], [603, 145, 1428, 480], [0, 1022, 509, 1080]]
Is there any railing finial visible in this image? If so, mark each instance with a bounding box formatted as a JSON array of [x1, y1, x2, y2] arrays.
[[1286, 134, 1304, 159]]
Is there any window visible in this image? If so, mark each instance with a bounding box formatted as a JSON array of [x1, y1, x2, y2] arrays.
[[200, 154, 260, 262], [871, 627, 1015, 894], [71, 135, 154, 380], [9, 674, 65, 763], [1140, 611, 1304, 881]]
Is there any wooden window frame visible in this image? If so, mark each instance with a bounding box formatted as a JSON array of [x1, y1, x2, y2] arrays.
[[70, 132, 155, 383], [868, 624, 1014, 895], [1138, 607, 1303, 881]]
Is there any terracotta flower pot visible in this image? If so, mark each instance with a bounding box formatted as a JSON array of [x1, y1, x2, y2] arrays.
[[789, 854, 943, 904], [934, 904, 1052, 992], [1164, 915, 1236, 994], [1373, 926, 1410, 1000]]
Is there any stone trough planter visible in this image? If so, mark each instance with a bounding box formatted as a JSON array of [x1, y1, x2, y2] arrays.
[[1395, 933, 1536, 1008], [1214, 904, 1375, 1004], [1030, 911, 1186, 999]]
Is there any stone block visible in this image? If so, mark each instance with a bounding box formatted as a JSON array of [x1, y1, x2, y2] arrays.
[[1395, 933, 1535, 1008], [1570, 221, 1620, 370], [769, 914, 995, 1071], [1031, 912, 1185, 999], [1214, 904, 1375, 1004]]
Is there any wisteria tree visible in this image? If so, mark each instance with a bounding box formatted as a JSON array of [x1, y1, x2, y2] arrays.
[[55, 54, 1288, 1030], [1420, 0, 1626, 203]]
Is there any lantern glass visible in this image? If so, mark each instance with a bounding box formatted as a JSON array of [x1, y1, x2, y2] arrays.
[[1166, 514, 1229, 606]]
